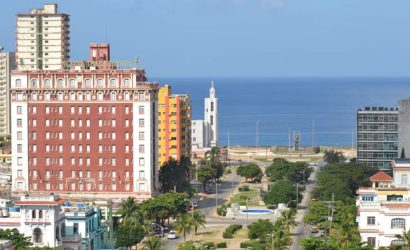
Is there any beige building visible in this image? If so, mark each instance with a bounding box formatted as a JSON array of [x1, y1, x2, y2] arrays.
[[16, 4, 70, 70], [0, 51, 15, 136]]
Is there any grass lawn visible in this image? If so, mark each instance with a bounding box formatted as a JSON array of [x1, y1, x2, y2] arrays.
[[230, 189, 259, 206], [233, 228, 249, 239]]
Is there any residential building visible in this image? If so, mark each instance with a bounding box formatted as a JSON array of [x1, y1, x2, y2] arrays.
[[204, 81, 218, 147], [16, 4, 70, 70], [399, 98, 410, 158], [10, 44, 159, 200], [191, 120, 206, 150], [157, 85, 191, 166], [356, 159, 410, 248], [0, 51, 16, 135], [357, 107, 398, 171]]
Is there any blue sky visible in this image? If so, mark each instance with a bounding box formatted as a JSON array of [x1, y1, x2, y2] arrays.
[[1, 0, 410, 77]]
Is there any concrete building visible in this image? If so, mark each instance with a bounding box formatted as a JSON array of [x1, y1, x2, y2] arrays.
[[0, 51, 16, 136], [16, 4, 70, 70], [157, 85, 191, 166], [191, 120, 206, 150], [10, 44, 159, 200], [204, 81, 218, 147], [356, 159, 410, 248], [399, 98, 410, 159], [357, 107, 398, 171]]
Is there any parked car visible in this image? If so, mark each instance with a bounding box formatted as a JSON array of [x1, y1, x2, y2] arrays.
[[311, 226, 319, 233], [168, 230, 177, 239]]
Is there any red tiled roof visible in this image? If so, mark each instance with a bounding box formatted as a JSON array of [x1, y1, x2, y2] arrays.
[[369, 171, 393, 182], [385, 204, 410, 208]]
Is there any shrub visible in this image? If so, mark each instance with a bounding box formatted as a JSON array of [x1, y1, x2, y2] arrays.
[[216, 242, 227, 248], [239, 241, 265, 250], [223, 224, 242, 238], [202, 242, 215, 249], [217, 205, 227, 216], [239, 185, 250, 191]]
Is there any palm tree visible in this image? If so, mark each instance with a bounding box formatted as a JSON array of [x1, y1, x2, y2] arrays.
[[117, 196, 138, 224], [191, 210, 206, 234], [174, 213, 193, 240], [142, 236, 164, 250], [334, 206, 360, 249], [395, 229, 410, 250], [272, 229, 292, 250], [280, 209, 297, 233]]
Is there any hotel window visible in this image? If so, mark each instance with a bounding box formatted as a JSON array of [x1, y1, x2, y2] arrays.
[[32, 119, 36, 127], [110, 92, 116, 100], [98, 106, 102, 114], [97, 79, 104, 87], [125, 183, 130, 191], [112, 145, 116, 153], [57, 79, 64, 87], [71, 145, 75, 152], [46, 183, 50, 190], [111, 106, 116, 114], [112, 132, 116, 140], [124, 92, 130, 100], [86, 119, 90, 127], [71, 183, 76, 191], [33, 158, 37, 166], [84, 79, 91, 88], [71, 132, 75, 140], [86, 132, 90, 140], [139, 93, 145, 100], [70, 106, 75, 113], [79, 158, 83, 166], [46, 170, 50, 178], [367, 217, 375, 226], [125, 171, 130, 178], [86, 183, 91, 190], [139, 170, 145, 179], [45, 119, 50, 127], [139, 106, 144, 114], [31, 79, 37, 87], [139, 132, 144, 140], [59, 182, 63, 190], [78, 106, 82, 114], [139, 119, 144, 127], [70, 92, 75, 101], [69, 79, 76, 87], [72, 170, 76, 178], [125, 119, 129, 127], [32, 145, 37, 153], [44, 79, 51, 87], [31, 93, 37, 100], [17, 119, 22, 127], [71, 158, 75, 165], [123, 78, 130, 87], [78, 120, 82, 127], [112, 158, 116, 166], [45, 157, 50, 166], [99, 132, 102, 140], [15, 79, 22, 87], [17, 106, 22, 114], [59, 107, 63, 114], [46, 145, 50, 152], [78, 145, 83, 153], [125, 145, 129, 153], [391, 218, 406, 229], [86, 144, 90, 153], [112, 183, 117, 191], [112, 171, 116, 178], [71, 119, 75, 127], [139, 145, 144, 153], [59, 145, 63, 152], [79, 183, 83, 191], [45, 132, 49, 140], [99, 158, 103, 166], [59, 171, 63, 178], [33, 170, 37, 177], [78, 132, 82, 140], [210, 115, 214, 125], [58, 92, 63, 101], [59, 157, 63, 165], [32, 132, 37, 140], [98, 92, 103, 101], [99, 171, 103, 178], [86, 106, 90, 114], [32, 107, 36, 114], [125, 158, 129, 166], [125, 106, 129, 114], [58, 119, 63, 127], [139, 158, 145, 166], [17, 144, 23, 153], [17, 170, 22, 177], [78, 93, 83, 101], [86, 157, 90, 166], [110, 78, 117, 87], [125, 132, 130, 140], [99, 183, 103, 190], [98, 145, 103, 153]]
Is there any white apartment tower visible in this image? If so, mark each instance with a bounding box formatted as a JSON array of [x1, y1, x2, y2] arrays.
[[0, 51, 16, 135], [16, 4, 70, 70], [204, 81, 218, 147]]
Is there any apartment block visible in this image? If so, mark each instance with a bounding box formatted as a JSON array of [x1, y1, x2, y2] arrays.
[[0, 51, 16, 135]]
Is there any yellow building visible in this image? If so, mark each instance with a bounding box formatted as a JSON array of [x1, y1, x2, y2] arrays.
[[158, 85, 191, 166]]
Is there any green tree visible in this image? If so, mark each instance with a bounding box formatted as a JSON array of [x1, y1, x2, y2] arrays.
[[265, 160, 312, 184], [175, 213, 193, 240], [115, 223, 145, 248], [159, 156, 192, 193], [191, 210, 206, 235], [334, 205, 361, 249], [236, 164, 263, 182], [0, 229, 32, 249], [142, 236, 164, 250], [117, 196, 139, 225], [323, 150, 346, 164], [248, 219, 275, 243], [395, 229, 410, 250], [271, 228, 292, 250], [279, 209, 297, 233], [264, 180, 299, 207]]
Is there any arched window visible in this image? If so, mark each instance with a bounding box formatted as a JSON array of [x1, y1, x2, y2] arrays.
[[78, 92, 83, 101], [98, 92, 103, 101], [85, 92, 91, 101], [33, 228, 42, 243], [110, 78, 117, 87], [123, 78, 130, 87], [57, 79, 64, 87], [45, 92, 50, 101], [32, 210, 36, 218], [31, 93, 37, 101], [124, 92, 130, 101], [44, 79, 51, 88], [97, 79, 104, 87], [401, 174, 408, 185], [392, 218, 406, 229], [69, 79, 76, 88], [15, 79, 22, 87], [70, 92, 75, 101], [110, 92, 116, 100], [31, 79, 37, 87], [58, 92, 63, 101], [38, 210, 43, 219], [84, 78, 92, 88]]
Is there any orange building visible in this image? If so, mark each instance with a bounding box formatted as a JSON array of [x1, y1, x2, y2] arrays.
[[158, 85, 191, 166]]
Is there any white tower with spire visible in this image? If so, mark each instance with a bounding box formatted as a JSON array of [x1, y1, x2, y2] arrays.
[[204, 81, 218, 147]]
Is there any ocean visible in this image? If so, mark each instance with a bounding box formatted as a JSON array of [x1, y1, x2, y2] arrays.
[[152, 77, 410, 147]]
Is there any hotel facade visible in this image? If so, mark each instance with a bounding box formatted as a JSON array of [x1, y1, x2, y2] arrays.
[[11, 44, 159, 200]]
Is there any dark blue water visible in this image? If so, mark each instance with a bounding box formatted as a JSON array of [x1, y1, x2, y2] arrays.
[[152, 77, 410, 146]]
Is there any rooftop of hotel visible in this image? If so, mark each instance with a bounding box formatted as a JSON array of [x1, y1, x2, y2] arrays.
[[358, 107, 398, 112]]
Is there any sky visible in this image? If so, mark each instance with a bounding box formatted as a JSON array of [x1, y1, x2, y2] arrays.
[[1, 0, 410, 77]]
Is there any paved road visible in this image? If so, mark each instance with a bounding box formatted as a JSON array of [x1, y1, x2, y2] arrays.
[[290, 160, 324, 250], [163, 164, 243, 250]]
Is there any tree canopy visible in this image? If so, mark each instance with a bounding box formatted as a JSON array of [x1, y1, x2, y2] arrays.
[[263, 180, 300, 207], [265, 159, 312, 184], [236, 164, 263, 182], [196, 147, 225, 192], [159, 156, 192, 193], [323, 150, 346, 164]]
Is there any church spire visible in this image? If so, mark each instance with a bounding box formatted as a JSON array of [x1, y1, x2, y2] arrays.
[[210, 80, 215, 98]]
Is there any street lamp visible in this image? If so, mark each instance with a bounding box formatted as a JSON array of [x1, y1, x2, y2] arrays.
[[267, 232, 278, 250]]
